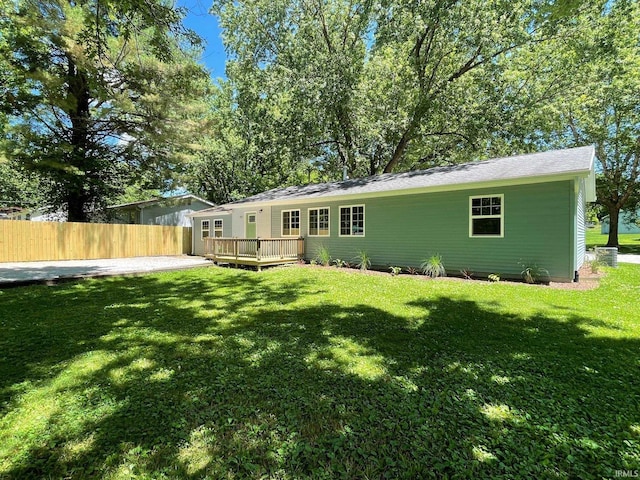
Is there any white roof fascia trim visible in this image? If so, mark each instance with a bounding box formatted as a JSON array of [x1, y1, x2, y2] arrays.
[[109, 194, 215, 210], [189, 210, 232, 218], [188, 194, 216, 206], [222, 171, 593, 209]]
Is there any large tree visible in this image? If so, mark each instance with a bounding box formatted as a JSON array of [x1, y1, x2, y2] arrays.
[[183, 82, 282, 204], [502, 0, 640, 247], [211, 0, 568, 181], [211, 0, 372, 179], [560, 0, 640, 247], [1, 0, 209, 221]]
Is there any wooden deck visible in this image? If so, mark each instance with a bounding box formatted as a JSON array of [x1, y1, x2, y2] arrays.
[[203, 237, 305, 270]]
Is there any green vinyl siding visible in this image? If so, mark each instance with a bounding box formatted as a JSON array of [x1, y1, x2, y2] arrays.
[[270, 180, 575, 281]]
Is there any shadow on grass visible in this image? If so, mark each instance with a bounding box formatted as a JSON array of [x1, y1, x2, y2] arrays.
[[0, 269, 305, 397], [0, 269, 638, 478]]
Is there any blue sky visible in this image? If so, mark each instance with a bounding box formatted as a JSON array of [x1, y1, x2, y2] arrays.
[[177, 0, 227, 79]]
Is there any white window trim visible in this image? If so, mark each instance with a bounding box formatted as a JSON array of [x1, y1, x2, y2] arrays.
[[281, 209, 301, 237], [469, 194, 504, 238], [201, 219, 210, 239], [307, 206, 330, 237], [338, 204, 365, 237], [213, 219, 223, 238]]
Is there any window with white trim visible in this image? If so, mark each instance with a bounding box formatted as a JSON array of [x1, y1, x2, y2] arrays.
[[308, 207, 330, 236], [339, 205, 364, 236], [470, 195, 503, 237], [201, 220, 210, 239], [282, 209, 300, 236], [213, 219, 223, 238]]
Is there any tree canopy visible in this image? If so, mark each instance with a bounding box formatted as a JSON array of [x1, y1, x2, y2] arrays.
[[498, 0, 640, 246], [202, 0, 638, 247], [0, 0, 210, 221], [210, 0, 576, 183], [555, 0, 640, 246], [2, 0, 637, 243]]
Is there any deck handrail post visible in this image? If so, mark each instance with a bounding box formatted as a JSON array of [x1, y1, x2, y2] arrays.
[[202, 238, 304, 267]]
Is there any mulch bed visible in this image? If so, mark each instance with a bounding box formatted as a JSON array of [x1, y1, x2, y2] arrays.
[[296, 262, 604, 290]]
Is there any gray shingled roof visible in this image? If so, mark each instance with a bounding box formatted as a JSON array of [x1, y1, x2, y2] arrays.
[[228, 146, 595, 206], [198, 146, 594, 212]]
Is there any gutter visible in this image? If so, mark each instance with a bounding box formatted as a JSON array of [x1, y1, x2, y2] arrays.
[[191, 171, 595, 213]]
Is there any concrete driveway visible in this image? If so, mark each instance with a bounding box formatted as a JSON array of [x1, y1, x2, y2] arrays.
[[0, 256, 211, 287], [619, 254, 640, 264], [585, 252, 640, 264]]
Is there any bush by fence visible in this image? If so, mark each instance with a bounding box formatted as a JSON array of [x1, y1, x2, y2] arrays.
[[0, 221, 192, 262]]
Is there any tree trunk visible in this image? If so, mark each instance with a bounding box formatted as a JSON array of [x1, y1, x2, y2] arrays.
[[606, 204, 620, 247], [66, 190, 90, 223], [66, 54, 92, 222], [384, 129, 412, 173], [383, 104, 425, 173]]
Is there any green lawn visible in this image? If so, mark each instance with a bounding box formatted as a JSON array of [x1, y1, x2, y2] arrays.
[[586, 228, 640, 254], [1, 265, 639, 479]]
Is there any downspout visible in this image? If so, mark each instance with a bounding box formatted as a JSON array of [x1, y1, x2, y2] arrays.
[[571, 178, 579, 282]]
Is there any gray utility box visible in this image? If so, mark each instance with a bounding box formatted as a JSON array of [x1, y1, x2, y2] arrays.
[[595, 247, 618, 267]]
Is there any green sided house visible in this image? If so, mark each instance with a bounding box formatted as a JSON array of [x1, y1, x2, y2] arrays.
[[190, 146, 596, 282]]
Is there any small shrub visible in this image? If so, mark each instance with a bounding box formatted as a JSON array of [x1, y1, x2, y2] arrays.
[[314, 245, 331, 267], [420, 254, 446, 278], [588, 249, 607, 273], [333, 258, 346, 268], [588, 259, 603, 274], [488, 273, 501, 282], [460, 268, 474, 280], [519, 262, 549, 284], [355, 250, 371, 271], [405, 266, 419, 275], [310, 259, 318, 266], [389, 266, 402, 276]]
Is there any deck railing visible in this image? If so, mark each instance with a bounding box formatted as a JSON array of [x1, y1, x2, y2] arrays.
[[203, 237, 305, 264]]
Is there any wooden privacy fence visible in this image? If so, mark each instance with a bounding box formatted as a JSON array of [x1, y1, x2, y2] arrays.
[[0, 220, 192, 262]]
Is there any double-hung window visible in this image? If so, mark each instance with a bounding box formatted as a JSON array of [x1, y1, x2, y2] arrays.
[[282, 210, 300, 236], [470, 195, 503, 237], [213, 219, 223, 238], [339, 205, 365, 236], [201, 220, 210, 239], [308, 207, 330, 236]]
